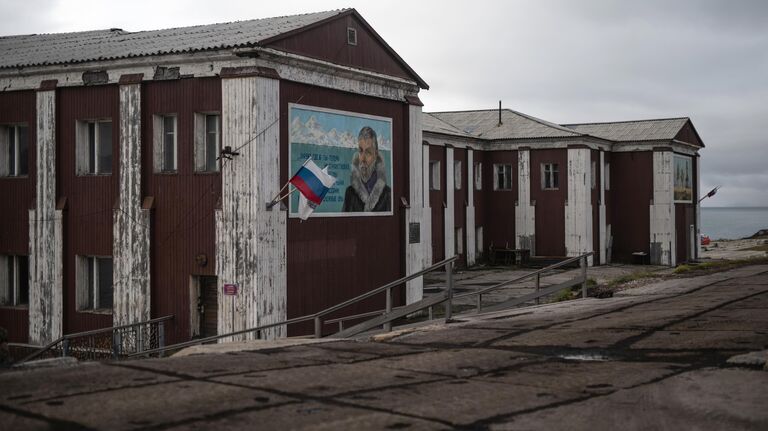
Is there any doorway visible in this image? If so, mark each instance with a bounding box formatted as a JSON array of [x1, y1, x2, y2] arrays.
[[190, 276, 218, 338]]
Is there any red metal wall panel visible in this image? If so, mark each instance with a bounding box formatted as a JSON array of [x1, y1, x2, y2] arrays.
[[531, 149, 567, 256], [610, 151, 653, 262], [428, 145, 446, 264], [267, 14, 414, 83], [485, 150, 518, 250], [453, 148, 467, 267], [142, 78, 222, 344], [0, 90, 35, 342], [58, 85, 119, 333], [280, 81, 407, 335]]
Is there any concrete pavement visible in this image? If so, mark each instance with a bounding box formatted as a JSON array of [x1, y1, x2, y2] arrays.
[[2, 265, 767, 430]]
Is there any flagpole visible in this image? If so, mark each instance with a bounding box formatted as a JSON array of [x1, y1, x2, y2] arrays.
[[267, 157, 313, 209]]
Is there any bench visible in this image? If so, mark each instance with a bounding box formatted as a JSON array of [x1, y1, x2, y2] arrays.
[[632, 251, 649, 265]]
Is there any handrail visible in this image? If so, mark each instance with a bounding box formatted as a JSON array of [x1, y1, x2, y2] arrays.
[[19, 315, 174, 363], [132, 256, 459, 357]]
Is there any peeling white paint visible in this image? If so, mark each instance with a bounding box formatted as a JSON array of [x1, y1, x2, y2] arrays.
[[216, 75, 286, 341], [515, 149, 535, 253], [565, 147, 593, 265], [405, 104, 427, 305], [421, 144, 432, 267], [649, 151, 676, 266], [28, 90, 63, 345], [113, 83, 151, 327], [444, 147, 455, 260], [695, 155, 701, 259], [599, 151, 607, 265], [465, 149, 476, 266]]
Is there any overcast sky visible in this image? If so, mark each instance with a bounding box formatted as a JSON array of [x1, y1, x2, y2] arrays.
[[1, 0, 766, 207]]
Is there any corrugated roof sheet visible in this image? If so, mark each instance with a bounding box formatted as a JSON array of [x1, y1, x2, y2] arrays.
[[429, 109, 583, 140], [562, 118, 689, 142], [423, 113, 476, 138], [0, 10, 344, 69]]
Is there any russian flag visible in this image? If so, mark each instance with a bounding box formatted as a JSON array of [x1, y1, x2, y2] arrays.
[[289, 159, 336, 219]]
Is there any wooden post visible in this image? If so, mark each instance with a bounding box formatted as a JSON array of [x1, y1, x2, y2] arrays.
[[581, 255, 588, 299], [384, 287, 392, 332], [314, 316, 322, 338]]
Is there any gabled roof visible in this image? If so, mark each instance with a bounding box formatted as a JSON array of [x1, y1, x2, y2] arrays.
[[562, 118, 692, 143], [423, 113, 476, 139], [429, 109, 584, 140], [0, 9, 428, 88]]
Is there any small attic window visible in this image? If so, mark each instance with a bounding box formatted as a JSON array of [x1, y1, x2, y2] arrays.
[[347, 27, 357, 46]]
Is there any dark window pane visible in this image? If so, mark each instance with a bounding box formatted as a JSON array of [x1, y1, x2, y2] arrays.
[[98, 258, 113, 310], [87, 257, 94, 310], [17, 256, 28, 305], [88, 122, 96, 174], [163, 117, 175, 171], [18, 126, 28, 176], [8, 127, 15, 176], [98, 122, 112, 174], [205, 115, 219, 172], [7, 257, 14, 305]]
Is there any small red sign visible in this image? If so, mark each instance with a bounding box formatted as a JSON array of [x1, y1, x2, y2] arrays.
[[223, 284, 238, 296]]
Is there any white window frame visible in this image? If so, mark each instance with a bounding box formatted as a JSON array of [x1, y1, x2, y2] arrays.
[[76, 119, 112, 175], [429, 161, 441, 191], [542, 163, 559, 190], [455, 227, 464, 255], [194, 113, 221, 173], [474, 162, 482, 190], [0, 255, 29, 307], [454, 160, 462, 190], [493, 164, 512, 191], [0, 124, 29, 177], [76, 255, 113, 312], [154, 114, 178, 173]]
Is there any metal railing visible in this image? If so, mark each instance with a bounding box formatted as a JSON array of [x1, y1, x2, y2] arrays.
[[132, 256, 459, 358], [18, 315, 173, 364]]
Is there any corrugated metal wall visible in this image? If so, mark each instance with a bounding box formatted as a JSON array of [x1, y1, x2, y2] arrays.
[[531, 149, 567, 256], [428, 145, 446, 263], [453, 148, 467, 267], [485, 150, 518, 250], [611, 151, 653, 262], [0, 90, 35, 341], [280, 80, 406, 336], [142, 78, 222, 343]]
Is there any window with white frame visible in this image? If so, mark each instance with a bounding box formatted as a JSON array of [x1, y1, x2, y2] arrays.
[[76, 256, 113, 312], [542, 163, 559, 190], [194, 113, 220, 172], [429, 161, 441, 190], [1, 124, 29, 177], [605, 162, 610, 190], [154, 115, 177, 173], [493, 164, 512, 190], [474, 162, 482, 190], [591, 160, 597, 189], [0, 255, 29, 307], [76, 120, 112, 175], [454, 160, 462, 190]]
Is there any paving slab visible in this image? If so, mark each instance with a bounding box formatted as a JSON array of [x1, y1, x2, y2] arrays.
[[369, 347, 540, 378]]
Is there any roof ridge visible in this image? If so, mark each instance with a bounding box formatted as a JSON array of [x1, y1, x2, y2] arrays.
[[562, 116, 689, 126], [423, 113, 477, 137], [502, 108, 583, 135]]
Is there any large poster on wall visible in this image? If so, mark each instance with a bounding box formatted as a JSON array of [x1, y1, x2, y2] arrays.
[[674, 154, 693, 202], [289, 104, 393, 217]]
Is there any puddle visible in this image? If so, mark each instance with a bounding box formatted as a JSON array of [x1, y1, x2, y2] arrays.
[[557, 353, 612, 362]]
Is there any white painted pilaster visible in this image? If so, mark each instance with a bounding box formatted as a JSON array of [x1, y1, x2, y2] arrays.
[[515, 149, 535, 254], [216, 75, 286, 340], [599, 151, 607, 265], [29, 88, 63, 344], [565, 147, 593, 265], [650, 150, 676, 266], [405, 103, 427, 305], [465, 149, 476, 266], [444, 147, 455, 260], [422, 145, 432, 266], [695, 155, 701, 260], [113, 81, 151, 327]]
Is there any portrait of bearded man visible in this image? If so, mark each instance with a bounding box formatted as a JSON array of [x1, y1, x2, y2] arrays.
[[342, 126, 391, 212]]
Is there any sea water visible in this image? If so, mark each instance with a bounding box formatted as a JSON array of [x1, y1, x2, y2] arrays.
[[701, 207, 768, 240]]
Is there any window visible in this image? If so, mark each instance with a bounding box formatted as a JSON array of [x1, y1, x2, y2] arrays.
[[347, 27, 358, 45], [1, 124, 29, 177], [154, 115, 177, 173], [76, 120, 112, 175], [429, 161, 441, 191], [77, 256, 113, 312], [194, 113, 220, 172], [474, 162, 482, 190], [454, 160, 462, 190], [542, 163, 559, 190], [605, 162, 610, 190], [591, 160, 597, 189], [493, 164, 512, 190], [455, 227, 463, 255], [0, 255, 29, 307]]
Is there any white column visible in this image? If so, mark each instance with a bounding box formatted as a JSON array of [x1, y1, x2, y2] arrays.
[[565, 147, 593, 265], [29, 84, 63, 344], [599, 151, 607, 265], [465, 149, 476, 266], [405, 102, 427, 305], [444, 147, 455, 260], [113, 78, 151, 327], [216, 73, 286, 340], [650, 150, 676, 266], [515, 149, 535, 254], [695, 155, 701, 259]]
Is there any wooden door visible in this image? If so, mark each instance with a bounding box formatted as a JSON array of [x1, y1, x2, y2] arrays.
[[200, 276, 218, 338]]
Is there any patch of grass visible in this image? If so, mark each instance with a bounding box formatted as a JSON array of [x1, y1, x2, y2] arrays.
[[606, 271, 658, 288], [674, 256, 768, 275]]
